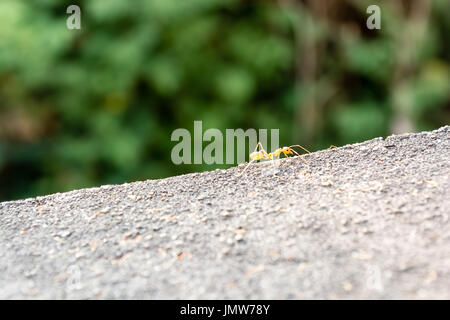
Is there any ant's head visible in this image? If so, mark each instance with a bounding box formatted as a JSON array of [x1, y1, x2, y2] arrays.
[[282, 147, 293, 154]]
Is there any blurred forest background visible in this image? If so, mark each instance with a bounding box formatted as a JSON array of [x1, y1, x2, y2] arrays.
[[0, 0, 449, 201]]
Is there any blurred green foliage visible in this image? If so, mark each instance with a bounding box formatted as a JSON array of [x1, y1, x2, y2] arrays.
[[0, 0, 449, 201]]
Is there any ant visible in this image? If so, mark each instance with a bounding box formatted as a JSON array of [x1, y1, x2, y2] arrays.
[[236, 142, 311, 177]]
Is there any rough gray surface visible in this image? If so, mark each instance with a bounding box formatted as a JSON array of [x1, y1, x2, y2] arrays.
[[0, 126, 449, 299]]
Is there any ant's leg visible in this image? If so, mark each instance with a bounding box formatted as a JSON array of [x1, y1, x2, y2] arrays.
[[255, 142, 263, 151], [252, 142, 270, 160], [235, 159, 256, 178], [252, 143, 268, 160], [257, 142, 270, 158], [290, 149, 310, 170], [275, 153, 281, 168], [269, 151, 282, 173], [252, 142, 262, 154]]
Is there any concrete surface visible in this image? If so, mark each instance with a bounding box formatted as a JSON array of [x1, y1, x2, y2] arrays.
[[0, 126, 449, 299]]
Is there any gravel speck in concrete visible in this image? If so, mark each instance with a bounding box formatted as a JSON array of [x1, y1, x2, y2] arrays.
[[0, 126, 449, 299]]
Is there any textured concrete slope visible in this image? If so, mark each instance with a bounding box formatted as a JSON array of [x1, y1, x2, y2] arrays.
[[0, 126, 449, 299]]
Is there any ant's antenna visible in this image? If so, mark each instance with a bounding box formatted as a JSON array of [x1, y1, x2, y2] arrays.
[[289, 144, 311, 154]]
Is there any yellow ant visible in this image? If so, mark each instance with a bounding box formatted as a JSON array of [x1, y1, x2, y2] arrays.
[[237, 142, 311, 177], [248, 142, 271, 161]]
